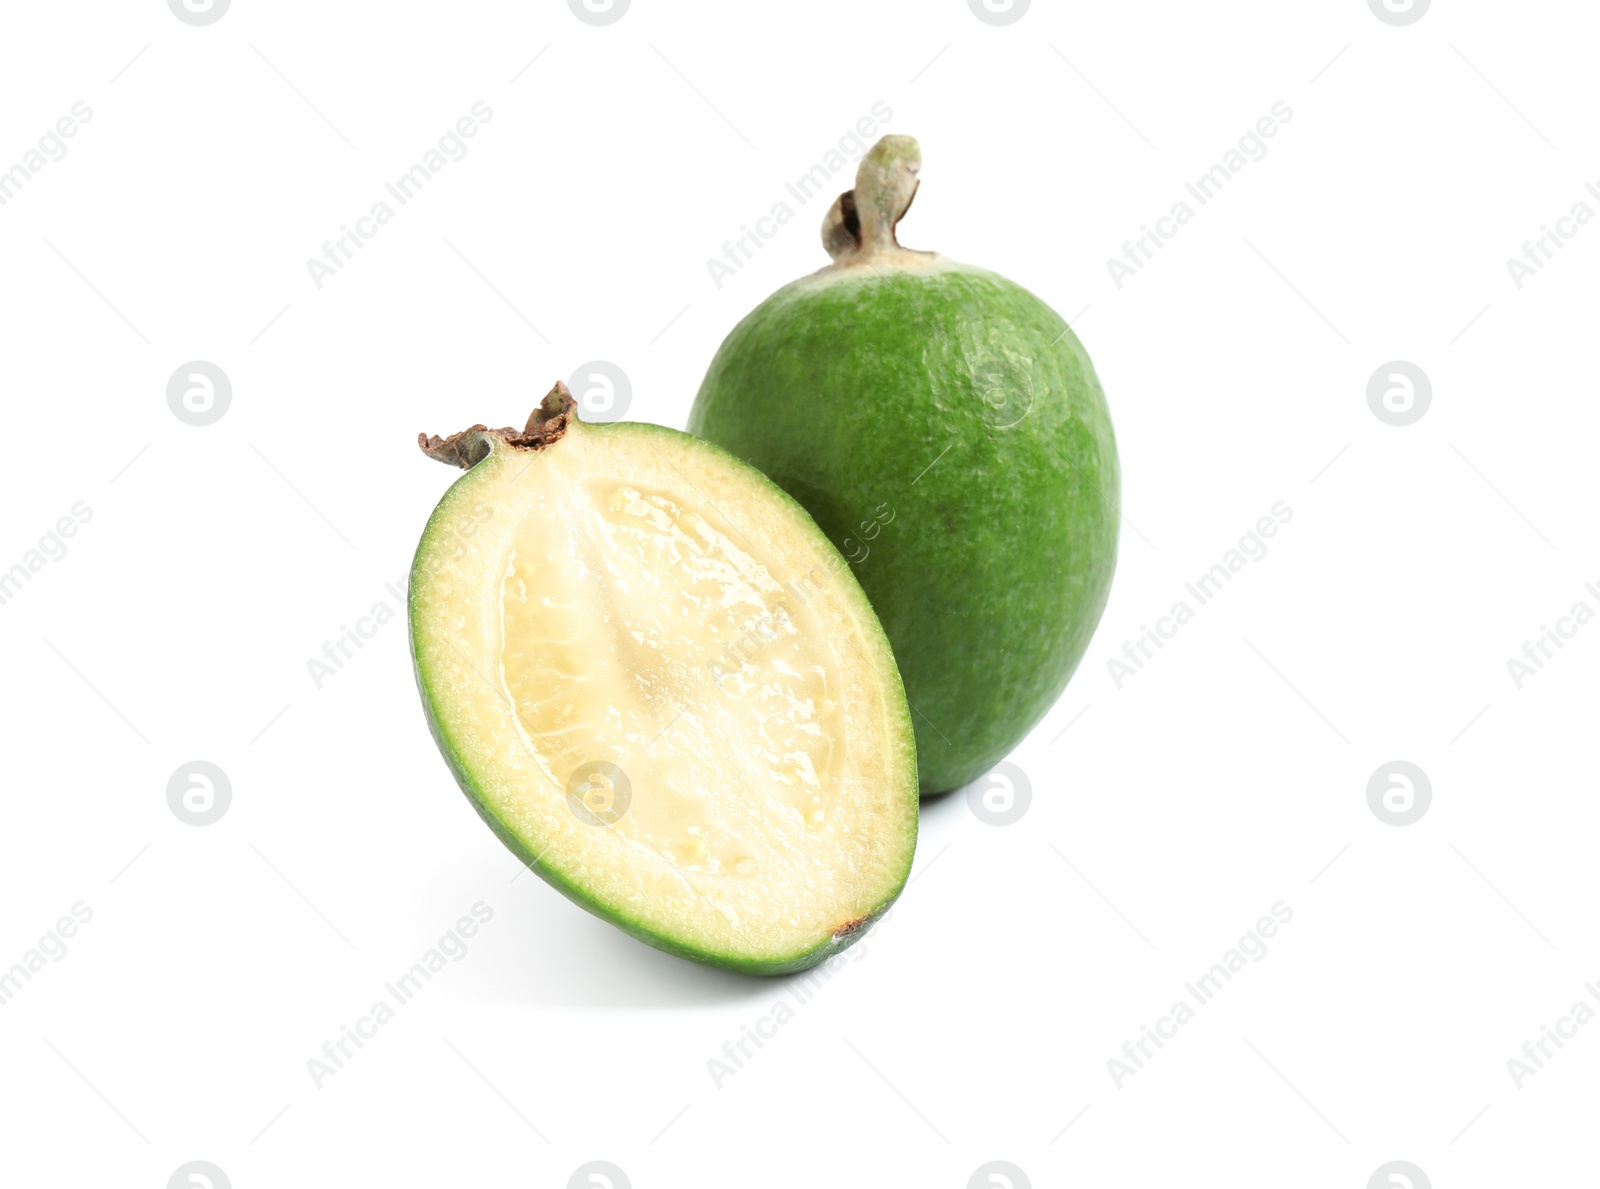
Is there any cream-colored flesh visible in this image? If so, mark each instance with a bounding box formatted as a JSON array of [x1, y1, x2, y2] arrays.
[[411, 420, 916, 965], [503, 479, 845, 883]]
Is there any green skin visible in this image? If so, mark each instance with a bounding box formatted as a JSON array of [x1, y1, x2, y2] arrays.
[[690, 264, 1119, 794], [409, 411, 917, 974]]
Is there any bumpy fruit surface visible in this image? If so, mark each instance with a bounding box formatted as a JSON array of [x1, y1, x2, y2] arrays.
[[690, 136, 1119, 794]]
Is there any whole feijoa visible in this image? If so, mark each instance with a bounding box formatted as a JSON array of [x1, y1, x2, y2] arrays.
[[689, 135, 1119, 794]]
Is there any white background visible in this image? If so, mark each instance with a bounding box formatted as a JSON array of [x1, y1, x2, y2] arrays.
[[1, 1, 1596, 1186]]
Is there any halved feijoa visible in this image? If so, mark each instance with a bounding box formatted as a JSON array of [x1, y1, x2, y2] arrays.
[[409, 384, 917, 974]]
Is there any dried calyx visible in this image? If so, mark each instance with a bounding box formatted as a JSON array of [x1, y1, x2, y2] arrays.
[[822, 134, 928, 267], [418, 382, 578, 469]]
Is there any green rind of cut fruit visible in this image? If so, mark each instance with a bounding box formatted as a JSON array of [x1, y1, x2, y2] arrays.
[[409, 396, 917, 974]]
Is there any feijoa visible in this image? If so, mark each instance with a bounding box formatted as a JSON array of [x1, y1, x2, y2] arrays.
[[410, 384, 917, 973], [689, 135, 1120, 794]]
